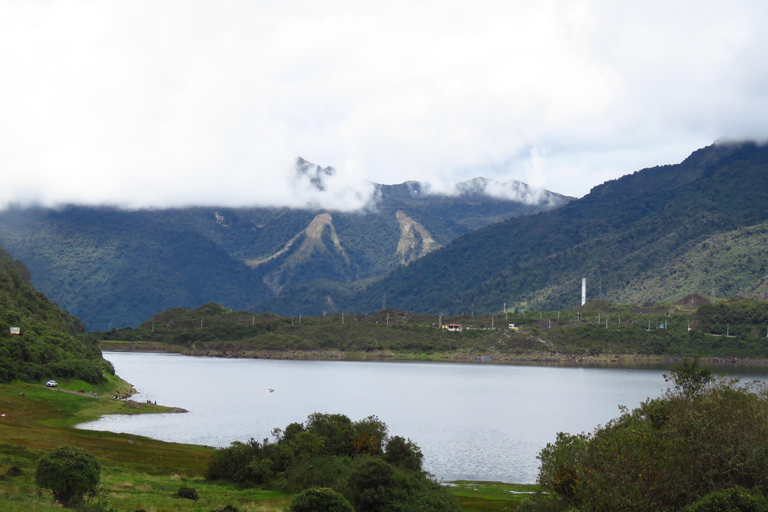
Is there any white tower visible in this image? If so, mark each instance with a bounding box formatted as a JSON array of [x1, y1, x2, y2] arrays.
[[581, 278, 587, 306]]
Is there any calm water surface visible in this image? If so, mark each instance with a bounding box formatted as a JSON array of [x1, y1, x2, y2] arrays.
[[79, 352, 700, 483]]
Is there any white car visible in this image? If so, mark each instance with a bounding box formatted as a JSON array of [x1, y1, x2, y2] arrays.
[[45, 380, 57, 387]]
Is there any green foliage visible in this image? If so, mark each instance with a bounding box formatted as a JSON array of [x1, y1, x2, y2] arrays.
[[45, 359, 107, 385], [174, 485, 199, 500], [695, 298, 768, 337], [531, 370, 768, 512], [289, 487, 354, 512], [206, 413, 460, 512], [0, 243, 108, 385], [664, 357, 713, 396], [35, 446, 101, 508], [536, 433, 588, 503], [348, 456, 398, 512], [684, 488, 767, 512], [383, 436, 423, 472]]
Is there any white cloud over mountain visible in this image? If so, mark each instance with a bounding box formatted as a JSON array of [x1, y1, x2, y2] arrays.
[[2, 0, 767, 209]]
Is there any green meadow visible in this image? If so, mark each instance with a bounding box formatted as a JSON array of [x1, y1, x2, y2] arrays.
[[0, 378, 531, 511]]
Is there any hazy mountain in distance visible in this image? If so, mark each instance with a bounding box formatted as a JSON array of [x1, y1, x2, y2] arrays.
[[0, 161, 571, 330]]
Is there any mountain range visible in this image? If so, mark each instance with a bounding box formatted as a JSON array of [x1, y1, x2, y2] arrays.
[[0, 169, 570, 330], [3, 141, 766, 330], [308, 140, 768, 316]]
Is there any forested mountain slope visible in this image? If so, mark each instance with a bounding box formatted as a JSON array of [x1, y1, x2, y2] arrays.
[[0, 173, 569, 330], [0, 243, 83, 335], [273, 141, 768, 316], [0, 243, 110, 383]]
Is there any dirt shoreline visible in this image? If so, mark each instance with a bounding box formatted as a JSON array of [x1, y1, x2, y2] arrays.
[[99, 341, 768, 368], [45, 386, 188, 412]]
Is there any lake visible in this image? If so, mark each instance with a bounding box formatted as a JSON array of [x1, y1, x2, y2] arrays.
[[78, 352, 766, 483]]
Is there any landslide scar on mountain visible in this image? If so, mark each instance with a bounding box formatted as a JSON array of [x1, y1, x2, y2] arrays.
[[395, 211, 441, 265], [245, 213, 354, 294]]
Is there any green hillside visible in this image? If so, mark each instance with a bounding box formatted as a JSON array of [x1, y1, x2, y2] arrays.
[[96, 297, 768, 361], [265, 141, 768, 316], [0, 243, 111, 384]]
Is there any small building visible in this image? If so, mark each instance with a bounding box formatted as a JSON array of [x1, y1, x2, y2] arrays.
[[9, 327, 20, 335], [442, 323, 463, 332], [508, 323, 520, 332]]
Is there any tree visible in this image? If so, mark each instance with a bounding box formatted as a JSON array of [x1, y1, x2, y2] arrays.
[[384, 435, 423, 472], [289, 487, 354, 512], [528, 374, 768, 512], [664, 357, 713, 397], [348, 457, 398, 512], [36, 446, 101, 508]]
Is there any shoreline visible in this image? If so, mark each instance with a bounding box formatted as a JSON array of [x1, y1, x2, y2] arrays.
[[99, 340, 768, 368]]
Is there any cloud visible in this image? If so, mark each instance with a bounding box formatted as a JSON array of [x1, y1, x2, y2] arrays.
[[1, 0, 768, 210]]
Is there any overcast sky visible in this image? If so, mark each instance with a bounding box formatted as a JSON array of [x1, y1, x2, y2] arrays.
[[2, 1, 767, 210]]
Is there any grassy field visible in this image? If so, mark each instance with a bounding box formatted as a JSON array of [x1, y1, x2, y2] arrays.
[[0, 378, 533, 511], [448, 481, 542, 511]]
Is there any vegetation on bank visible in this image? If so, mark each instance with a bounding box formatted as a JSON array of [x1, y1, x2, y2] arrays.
[[522, 359, 768, 511], [207, 413, 461, 511], [0, 379, 525, 511], [91, 297, 768, 361]]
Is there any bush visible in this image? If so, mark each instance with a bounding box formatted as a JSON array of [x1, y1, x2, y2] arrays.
[[684, 488, 766, 512], [36, 446, 101, 508], [46, 359, 106, 384], [348, 457, 399, 512], [212, 506, 240, 512], [6, 465, 24, 477], [175, 486, 198, 500], [383, 436, 423, 472], [206, 413, 459, 511], [289, 487, 354, 512], [536, 367, 768, 512]]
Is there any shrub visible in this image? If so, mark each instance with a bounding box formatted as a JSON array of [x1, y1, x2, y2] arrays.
[[175, 486, 198, 500], [6, 465, 24, 477], [289, 487, 354, 512], [212, 506, 240, 512], [537, 369, 768, 512], [684, 488, 766, 512], [45, 359, 106, 384], [383, 436, 423, 472], [36, 446, 101, 508]]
